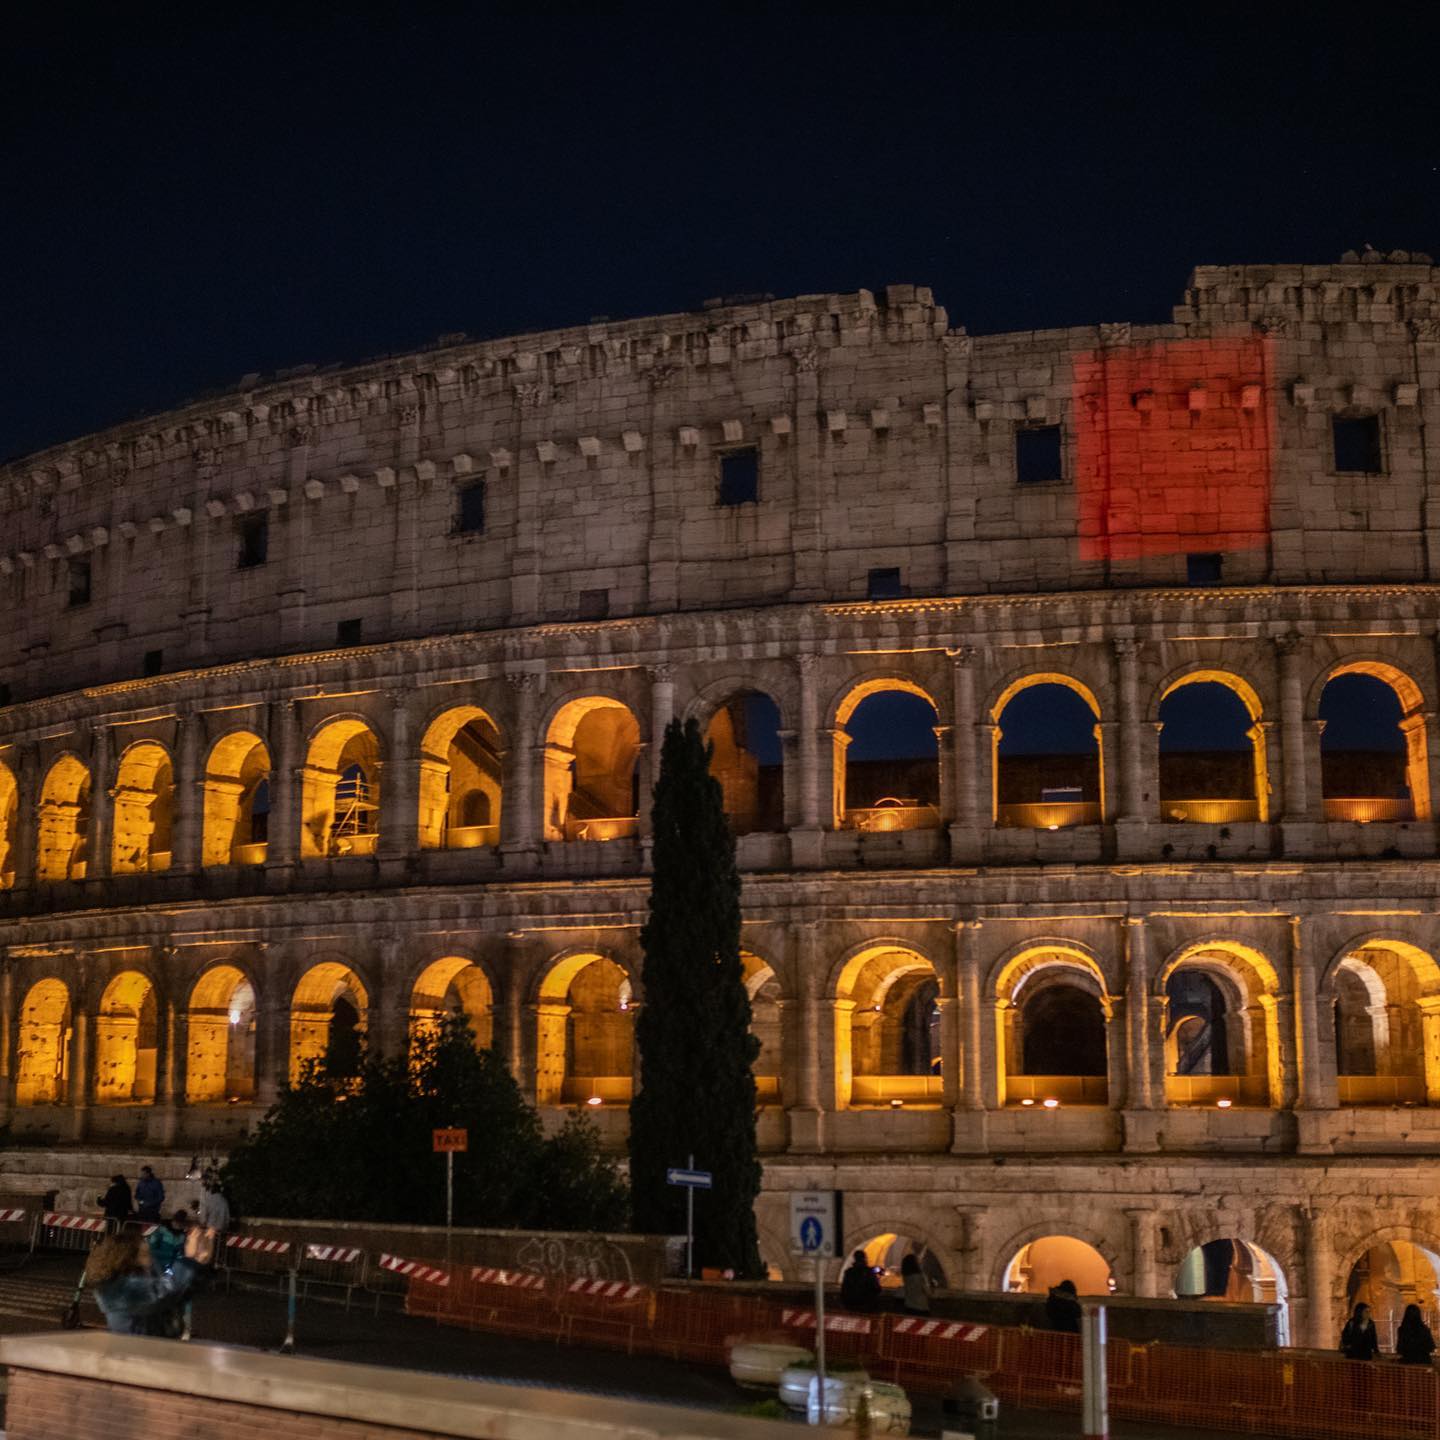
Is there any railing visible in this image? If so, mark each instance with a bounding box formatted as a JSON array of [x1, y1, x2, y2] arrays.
[[444, 824, 501, 849], [1004, 1074, 1109, 1105], [849, 1074, 945, 1105], [844, 805, 941, 833], [1323, 797, 1415, 823], [1165, 1075, 1269, 1107], [563, 816, 639, 842], [1160, 798, 1259, 824], [1338, 1074, 1427, 1106], [560, 1075, 634, 1105], [996, 802, 1101, 829]]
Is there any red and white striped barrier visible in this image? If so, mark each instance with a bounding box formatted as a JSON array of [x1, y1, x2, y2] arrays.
[[566, 1278, 645, 1300], [0, 1209, 30, 1224], [305, 1244, 362, 1263], [379, 1253, 450, 1287], [42, 1213, 108, 1233], [471, 1267, 546, 1290], [781, 1307, 873, 1334], [224, 1235, 292, 1255], [892, 1318, 987, 1341]]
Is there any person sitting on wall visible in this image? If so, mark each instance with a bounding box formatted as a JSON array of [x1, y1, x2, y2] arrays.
[[1397, 1304, 1437, 1365], [1045, 1278, 1082, 1333], [840, 1249, 882, 1312], [135, 1165, 165, 1223], [1341, 1302, 1380, 1360], [97, 1173, 132, 1224], [86, 1225, 214, 1337]]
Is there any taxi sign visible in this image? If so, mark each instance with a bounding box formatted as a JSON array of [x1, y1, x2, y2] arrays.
[[433, 1128, 468, 1153]]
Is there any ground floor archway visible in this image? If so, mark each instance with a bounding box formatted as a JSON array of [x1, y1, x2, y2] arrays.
[[1004, 1236, 1112, 1296], [1346, 1239, 1440, 1350], [1174, 1239, 1290, 1345]]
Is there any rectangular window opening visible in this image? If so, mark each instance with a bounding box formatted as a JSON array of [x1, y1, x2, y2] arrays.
[[577, 588, 610, 621], [1186, 552, 1223, 586], [67, 558, 91, 608], [0, 683, 12, 708], [1015, 423, 1063, 485], [1333, 414, 1383, 474], [236, 513, 269, 569], [455, 479, 487, 534], [336, 617, 363, 647], [866, 566, 906, 600], [718, 448, 759, 506], [142, 649, 164, 677]]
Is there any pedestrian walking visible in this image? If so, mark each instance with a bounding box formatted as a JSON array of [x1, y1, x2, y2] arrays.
[[135, 1165, 165, 1222], [1341, 1302, 1380, 1360], [900, 1252, 932, 1315], [97, 1173, 133, 1224], [197, 1176, 231, 1234], [85, 1229, 206, 1337], [839, 1249, 882, 1312], [1396, 1304, 1436, 1365], [147, 1210, 190, 1274], [1045, 1278, 1083, 1333]]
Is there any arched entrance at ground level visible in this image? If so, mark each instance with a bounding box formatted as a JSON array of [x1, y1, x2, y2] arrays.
[[534, 954, 634, 1107], [997, 949, 1110, 1106], [1320, 665, 1431, 822], [857, 1233, 949, 1293], [834, 945, 943, 1108], [202, 731, 272, 867], [742, 953, 782, 1104], [1174, 1240, 1290, 1345], [290, 963, 369, 1082], [16, 979, 71, 1106], [95, 972, 158, 1104], [110, 741, 175, 874], [409, 957, 494, 1053], [992, 677, 1103, 829], [705, 692, 784, 834], [186, 966, 256, 1103], [1346, 1240, 1440, 1350], [300, 720, 381, 858], [36, 755, 90, 881], [418, 707, 503, 849], [1157, 674, 1267, 824], [834, 683, 941, 833], [1005, 1237, 1112, 1296], [543, 699, 641, 842], [1331, 942, 1440, 1105]]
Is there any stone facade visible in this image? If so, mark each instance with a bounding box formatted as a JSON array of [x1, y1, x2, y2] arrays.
[[5, 262, 1440, 1348]]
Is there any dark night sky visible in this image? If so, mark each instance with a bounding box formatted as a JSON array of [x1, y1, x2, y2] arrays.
[[4, 12, 1438, 463]]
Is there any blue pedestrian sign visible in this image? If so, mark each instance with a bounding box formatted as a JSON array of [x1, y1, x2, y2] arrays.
[[666, 1167, 713, 1189], [799, 1216, 822, 1252], [789, 1190, 840, 1259]]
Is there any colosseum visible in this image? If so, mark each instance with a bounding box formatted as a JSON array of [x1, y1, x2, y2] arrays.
[[2, 258, 1440, 1345]]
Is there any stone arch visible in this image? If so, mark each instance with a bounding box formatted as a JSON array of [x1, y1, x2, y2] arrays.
[[16, 977, 72, 1106], [185, 962, 257, 1103], [541, 696, 642, 842], [988, 671, 1105, 829], [992, 1218, 1121, 1293], [987, 670, 1103, 724], [0, 759, 17, 887], [300, 716, 382, 859], [830, 676, 942, 832], [110, 739, 175, 874], [1173, 1236, 1292, 1343], [1336, 1222, 1440, 1308], [409, 954, 495, 1052], [685, 673, 794, 732], [534, 949, 636, 1106], [95, 970, 159, 1104], [1155, 668, 1269, 823], [1314, 659, 1432, 821], [36, 753, 90, 881], [418, 704, 504, 850], [701, 690, 785, 835], [202, 729, 272, 867], [289, 959, 370, 1082], [832, 942, 944, 1108], [841, 1218, 957, 1291], [742, 951, 783, 1103]]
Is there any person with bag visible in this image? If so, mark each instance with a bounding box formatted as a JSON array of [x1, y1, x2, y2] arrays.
[[86, 1224, 213, 1337]]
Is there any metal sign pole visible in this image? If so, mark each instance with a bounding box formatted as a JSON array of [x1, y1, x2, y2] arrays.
[[686, 1153, 695, 1280], [445, 1150, 454, 1267], [1081, 1302, 1108, 1440], [814, 1254, 827, 1423]]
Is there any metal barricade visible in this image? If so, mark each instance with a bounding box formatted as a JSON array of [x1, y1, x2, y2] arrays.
[[38, 1212, 112, 1255], [367, 1252, 450, 1317], [218, 1233, 292, 1290], [297, 1243, 366, 1309], [0, 1208, 38, 1269]]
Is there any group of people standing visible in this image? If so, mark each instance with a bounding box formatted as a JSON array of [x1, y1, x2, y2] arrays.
[[839, 1249, 934, 1315], [1342, 1302, 1437, 1365]]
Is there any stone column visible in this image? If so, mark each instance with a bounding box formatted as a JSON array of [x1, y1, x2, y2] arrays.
[[1292, 915, 1326, 1109], [1125, 917, 1154, 1110], [254, 945, 286, 1107], [933, 725, 956, 825], [640, 665, 675, 841], [265, 699, 301, 870], [150, 993, 187, 1147], [1114, 641, 1144, 818], [0, 961, 14, 1123], [1301, 1205, 1335, 1350], [954, 1205, 987, 1292], [68, 1004, 91, 1142], [953, 919, 988, 1154], [85, 724, 112, 880], [1105, 991, 1129, 1111], [1276, 634, 1312, 822], [790, 655, 825, 868], [1418, 997, 1440, 1105], [505, 934, 527, 1089], [937, 996, 960, 1110], [501, 671, 542, 866], [1127, 1207, 1159, 1296], [948, 648, 983, 862], [169, 706, 203, 873], [786, 922, 824, 1151], [379, 691, 418, 859], [7, 744, 38, 888]]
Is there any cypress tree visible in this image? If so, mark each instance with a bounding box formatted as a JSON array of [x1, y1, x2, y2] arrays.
[[629, 716, 763, 1276]]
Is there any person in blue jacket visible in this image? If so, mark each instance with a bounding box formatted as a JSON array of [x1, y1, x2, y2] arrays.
[[134, 1166, 165, 1223], [85, 1225, 213, 1336], [146, 1210, 190, 1274]]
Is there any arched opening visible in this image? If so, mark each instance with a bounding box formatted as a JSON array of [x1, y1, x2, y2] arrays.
[[1005, 1237, 1112, 1296], [36, 755, 90, 881], [1175, 1240, 1290, 1344], [409, 957, 494, 1052], [1162, 946, 1280, 1107], [290, 962, 369, 1082], [998, 950, 1109, 1106], [993, 677, 1102, 829], [16, 979, 71, 1106], [0, 761, 16, 888], [743, 953, 783, 1105], [1346, 1240, 1440, 1350], [543, 699, 641, 842], [835, 946, 942, 1107], [859, 1233, 949, 1293], [1320, 666, 1429, 822], [1158, 674, 1266, 824], [301, 719, 381, 858], [1332, 942, 1440, 1105], [835, 685, 940, 831], [202, 732, 272, 867], [186, 966, 256, 1103], [110, 741, 174, 874], [535, 954, 634, 1105], [705, 692, 784, 834], [95, 972, 158, 1104], [418, 707, 503, 850]]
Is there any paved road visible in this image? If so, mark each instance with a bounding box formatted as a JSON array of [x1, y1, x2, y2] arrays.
[[0, 1255, 1238, 1440]]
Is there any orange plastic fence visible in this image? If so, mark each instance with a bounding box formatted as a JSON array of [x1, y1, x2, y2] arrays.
[[401, 1265, 1440, 1440]]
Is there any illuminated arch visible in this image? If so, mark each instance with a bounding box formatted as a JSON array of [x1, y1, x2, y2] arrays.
[[542, 697, 641, 842], [993, 1220, 1119, 1294], [409, 955, 495, 1052], [202, 730, 272, 867], [534, 950, 634, 1106], [742, 951, 783, 1103], [1316, 660, 1432, 821], [988, 671, 1103, 724], [833, 675, 942, 728], [289, 960, 369, 1082], [186, 964, 256, 1103], [989, 672, 1105, 828], [831, 678, 941, 831], [36, 754, 90, 882], [686, 673, 795, 731], [95, 970, 158, 1104], [300, 717, 382, 859], [110, 740, 174, 874], [1173, 1238, 1290, 1343], [16, 978, 71, 1106], [842, 1223, 955, 1291], [0, 759, 16, 888], [1156, 669, 1269, 823], [1343, 1237, 1440, 1349], [418, 705, 504, 850], [832, 943, 943, 1109], [703, 692, 784, 835]]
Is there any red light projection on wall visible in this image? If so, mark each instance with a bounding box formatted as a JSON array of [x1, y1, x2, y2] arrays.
[[1072, 337, 1273, 561]]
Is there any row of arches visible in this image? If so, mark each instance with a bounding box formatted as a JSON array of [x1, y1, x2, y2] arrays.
[[2, 660, 1425, 883]]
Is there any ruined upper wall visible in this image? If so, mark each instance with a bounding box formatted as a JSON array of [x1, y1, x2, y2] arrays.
[[3, 263, 1439, 705]]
